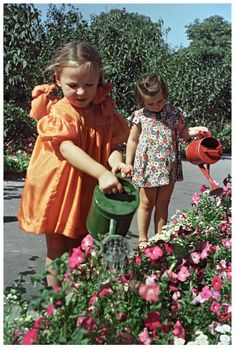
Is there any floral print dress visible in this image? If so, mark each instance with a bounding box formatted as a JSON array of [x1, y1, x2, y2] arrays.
[[131, 105, 185, 188]]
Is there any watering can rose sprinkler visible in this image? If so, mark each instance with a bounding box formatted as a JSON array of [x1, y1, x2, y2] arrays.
[[185, 131, 223, 195], [86, 174, 139, 268]]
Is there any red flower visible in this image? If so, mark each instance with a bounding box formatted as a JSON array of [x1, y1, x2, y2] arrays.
[[76, 316, 97, 331], [145, 311, 161, 330], [173, 320, 185, 339], [212, 276, 223, 291]]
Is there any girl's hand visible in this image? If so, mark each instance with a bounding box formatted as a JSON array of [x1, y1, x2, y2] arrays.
[[111, 162, 133, 177], [120, 164, 133, 178], [98, 170, 123, 194], [189, 126, 211, 138]]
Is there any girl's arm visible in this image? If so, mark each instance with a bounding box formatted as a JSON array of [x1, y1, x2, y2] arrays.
[[177, 113, 210, 140], [180, 126, 210, 140], [120, 123, 141, 177], [126, 123, 141, 165], [60, 141, 122, 193]]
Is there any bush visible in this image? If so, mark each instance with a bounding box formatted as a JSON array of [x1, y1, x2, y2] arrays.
[[4, 103, 37, 153], [4, 176, 231, 345]]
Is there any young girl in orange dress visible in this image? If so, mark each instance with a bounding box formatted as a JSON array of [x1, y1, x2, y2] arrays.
[[17, 41, 129, 286], [123, 74, 210, 248]]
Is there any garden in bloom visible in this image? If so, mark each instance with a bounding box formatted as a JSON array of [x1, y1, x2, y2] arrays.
[[4, 176, 231, 345]]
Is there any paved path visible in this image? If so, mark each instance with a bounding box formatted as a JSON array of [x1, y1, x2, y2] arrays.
[[4, 156, 231, 298]]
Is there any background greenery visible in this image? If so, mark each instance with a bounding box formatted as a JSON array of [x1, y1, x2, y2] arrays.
[[4, 4, 231, 173]]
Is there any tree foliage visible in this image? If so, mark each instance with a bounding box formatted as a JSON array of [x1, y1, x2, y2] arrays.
[[4, 3, 43, 104], [166, 15, 231, 140], [4, 4, 231, 151], [88, 9, 170, 114]]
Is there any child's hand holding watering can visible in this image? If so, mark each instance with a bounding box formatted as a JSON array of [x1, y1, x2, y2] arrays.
[[187, 126, 211, 138], [98, 170, 123, 194]]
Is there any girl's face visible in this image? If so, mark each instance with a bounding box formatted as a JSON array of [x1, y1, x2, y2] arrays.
[[143, 89, 166, 112], [56, 64, 99, 109]]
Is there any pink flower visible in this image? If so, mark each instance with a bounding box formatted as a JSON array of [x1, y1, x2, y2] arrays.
[[133, 254, 142, 264], [76, 316, 97, 331], [201, 285, 213, 300], [33, 316, 45, 329], [117, 312, 127, 321], [210, 301, 220, 313], [177, 266, 190, 282], [68, 246, 85, 269], [222, 239, 232, 249], [22, 328, 38, 345], [139, 282, 160, 302], [191, 251, 201, 264], [193, 285, 213, 303], [212, 276, 223, 291], [144, 246, 163, 260], [192, 192, 200, 205], [47, 304, 54, 316], [81, 234, 94, 254], [200, 241, 212, 259], [53, 286, 61, 292], [173, 320, 185, 339], [164, 243, 174, 254], [98, 285, 112, 297], [88, 292, 98, 306], [145, 311, 161, 330], [138, 328, 152, 345]]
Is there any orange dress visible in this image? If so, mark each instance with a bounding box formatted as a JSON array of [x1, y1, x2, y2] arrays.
[[17, 84, 129, 239]]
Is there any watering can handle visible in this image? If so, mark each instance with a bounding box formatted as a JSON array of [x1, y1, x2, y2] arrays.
[[198, 130, 212, 139]]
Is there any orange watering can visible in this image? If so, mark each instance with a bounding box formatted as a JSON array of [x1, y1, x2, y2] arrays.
[[185, 132, 223, 194]]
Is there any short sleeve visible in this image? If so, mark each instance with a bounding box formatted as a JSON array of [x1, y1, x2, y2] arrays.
[[37, 114, 78, 142], [177, 111, 186, 136], [111, 112, 130, 149], [131, 111, 141, 125]]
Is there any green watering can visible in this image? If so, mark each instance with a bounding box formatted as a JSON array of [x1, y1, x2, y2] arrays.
[[86, 176, 139, 241]]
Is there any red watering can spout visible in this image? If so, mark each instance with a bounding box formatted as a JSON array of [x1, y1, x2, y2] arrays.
[[198, 164, 223, 195], [186, 132, 223, 195]]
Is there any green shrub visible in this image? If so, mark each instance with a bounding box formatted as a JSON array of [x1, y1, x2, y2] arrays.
[[4, 103, 37, 153]]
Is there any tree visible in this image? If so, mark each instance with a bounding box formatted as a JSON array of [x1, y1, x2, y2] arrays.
[[35, 4, 90, 85], [165, 16, 231, 140], [4, 3, 44, 104], [88, 9, 169, 115]]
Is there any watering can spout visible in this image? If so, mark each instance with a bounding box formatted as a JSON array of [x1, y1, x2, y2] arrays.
[[186, 133, 223, 195]]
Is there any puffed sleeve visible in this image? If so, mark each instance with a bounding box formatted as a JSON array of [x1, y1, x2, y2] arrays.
[[111, 112, 130, 149], [37, 114, 78, 143], [30, 84, 60, 120]]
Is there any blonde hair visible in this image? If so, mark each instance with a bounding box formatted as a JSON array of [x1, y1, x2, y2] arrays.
[[135, 73, 168, 108], [46, 41, 104, 84]]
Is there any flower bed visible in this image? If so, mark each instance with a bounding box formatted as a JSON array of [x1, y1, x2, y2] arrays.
[[4, 176, 231, 345]]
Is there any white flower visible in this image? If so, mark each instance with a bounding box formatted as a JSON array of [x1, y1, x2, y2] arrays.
[[174, 337, 185, 345], [218, 334, 231, 345], [215, 323, 231, 334]]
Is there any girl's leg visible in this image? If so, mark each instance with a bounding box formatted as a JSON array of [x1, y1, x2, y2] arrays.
[[154, 183, 175, 234], [45, 233, 71, 287], [137, 187, 158, 242]]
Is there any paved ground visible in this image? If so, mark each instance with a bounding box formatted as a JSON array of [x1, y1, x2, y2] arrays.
[[3, 156, 231, 299]]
